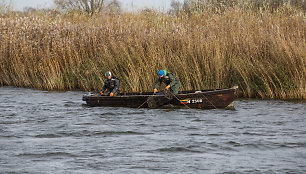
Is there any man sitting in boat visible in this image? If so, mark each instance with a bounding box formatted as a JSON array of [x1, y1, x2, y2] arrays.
[[100, 71, 120, 96], [153, 70, 182, 95]]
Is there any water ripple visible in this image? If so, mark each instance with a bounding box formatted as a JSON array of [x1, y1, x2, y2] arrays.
[[0, 87, 305, 174], [17, 152, 77, 158], [152, 147, 203, 153]]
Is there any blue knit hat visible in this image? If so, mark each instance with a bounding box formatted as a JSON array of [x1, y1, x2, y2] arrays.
[[159, 70, 167, 76]]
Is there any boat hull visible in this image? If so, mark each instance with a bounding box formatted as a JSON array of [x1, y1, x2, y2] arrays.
[[83, 86, 238, 109]]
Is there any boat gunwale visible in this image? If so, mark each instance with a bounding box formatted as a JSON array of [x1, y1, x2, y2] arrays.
[[88, 87, 237, 99]]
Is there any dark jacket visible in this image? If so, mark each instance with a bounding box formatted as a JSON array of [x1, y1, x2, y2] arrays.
[[101, 76, 120, 94], [154, 72, 181, 89]]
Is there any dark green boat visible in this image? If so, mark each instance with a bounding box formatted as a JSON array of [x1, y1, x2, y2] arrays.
[[82, 86, 238, 109]]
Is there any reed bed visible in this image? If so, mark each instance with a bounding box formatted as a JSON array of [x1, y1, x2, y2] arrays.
[[0, 5, 305, 99]]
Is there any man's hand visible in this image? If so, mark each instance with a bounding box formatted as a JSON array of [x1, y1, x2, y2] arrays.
[[110, 92, 114, 97], [153, 88, 158, 94], [165, 85, 171, 90], [100, 91, 103, 96]]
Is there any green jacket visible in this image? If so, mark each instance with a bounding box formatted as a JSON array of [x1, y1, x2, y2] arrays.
[[154, 72, 181, 89]]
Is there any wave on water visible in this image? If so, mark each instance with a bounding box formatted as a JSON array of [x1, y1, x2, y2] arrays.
[[63, 101, 81, 107], [17, 152, 76, 158], [224, 141, 306, 150], [1, 87, 306, 173], [152, 146, 203, 153], [34, 134, 62, 138], [127, 111, 146, 115], [50, 130, 151, 137], [99, 112, 123, 116], [93, 131, 150, 136]]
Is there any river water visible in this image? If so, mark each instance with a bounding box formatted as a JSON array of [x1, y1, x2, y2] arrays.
[[0, 86, 305, 173]]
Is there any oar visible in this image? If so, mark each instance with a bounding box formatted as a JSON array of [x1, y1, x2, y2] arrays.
[[199, 93, 217, 109], [137, 93, 155, 109], [147, 90, 171, 108], [138, 90, 168, 109], [148, 90, 191, 109], [137, 89, 168, 109]]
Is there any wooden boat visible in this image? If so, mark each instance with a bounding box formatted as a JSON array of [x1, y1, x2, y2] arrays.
[[82, 86, 238, 109]]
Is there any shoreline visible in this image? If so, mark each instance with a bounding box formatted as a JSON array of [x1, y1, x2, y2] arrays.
[[1, 85, 305, 100]]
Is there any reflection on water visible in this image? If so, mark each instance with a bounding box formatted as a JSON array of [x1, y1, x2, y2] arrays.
[[0, 87, 305, 173]]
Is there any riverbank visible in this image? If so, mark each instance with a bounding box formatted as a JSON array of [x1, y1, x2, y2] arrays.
[[0, 5, 305, 99]]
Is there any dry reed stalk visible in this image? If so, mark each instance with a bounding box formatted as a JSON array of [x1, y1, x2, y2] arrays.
[[0, 4, 305, 99]]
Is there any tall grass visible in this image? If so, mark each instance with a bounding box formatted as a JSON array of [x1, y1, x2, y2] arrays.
[[0, 4, 305, 99]]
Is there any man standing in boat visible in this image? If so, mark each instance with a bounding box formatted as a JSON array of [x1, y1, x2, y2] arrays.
[[153, 70, 181, 95], [100, 71, 120, 96]]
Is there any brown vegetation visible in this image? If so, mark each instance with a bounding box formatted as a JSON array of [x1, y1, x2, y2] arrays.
[[0, 2, 305, 99]]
